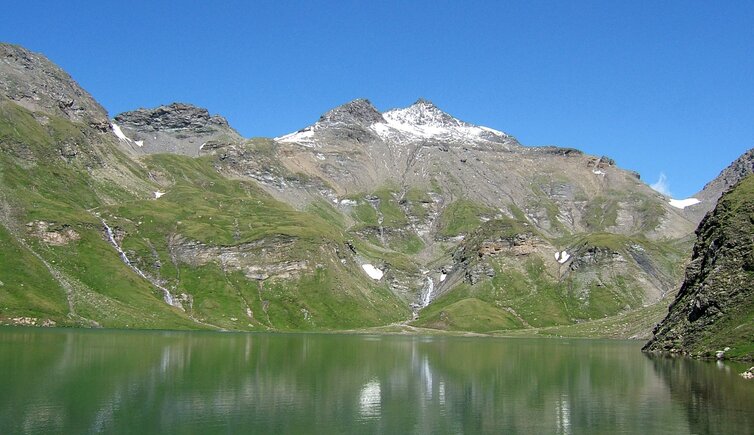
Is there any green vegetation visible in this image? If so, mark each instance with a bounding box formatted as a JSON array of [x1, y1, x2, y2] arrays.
[[0, 225, 68, 321], [0, 101, 410, 330], [645, 175, 754, 360], [418, 298, 524, 332], [438, 200, 493, 236], [583, 196, 618, 230]]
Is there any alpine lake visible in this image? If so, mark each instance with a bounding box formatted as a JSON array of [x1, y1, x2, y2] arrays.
[[1, 327, 752, 434]]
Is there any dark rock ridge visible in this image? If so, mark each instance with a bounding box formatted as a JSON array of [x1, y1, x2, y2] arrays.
[[696, 147, 754, 203], [643, 174, 754, 360], [680, 147, 754, 223], [0, 43, 109, 130], [114, 102, 234, 134], [317, 98, 385, 127], [112, 103, 242, 156]]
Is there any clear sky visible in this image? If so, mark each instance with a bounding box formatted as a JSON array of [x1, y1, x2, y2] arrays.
[[4, 1, 753, 197]]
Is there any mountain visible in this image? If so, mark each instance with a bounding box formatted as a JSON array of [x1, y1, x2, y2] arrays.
[[643, 174, 754, 360], [0, 43, 705, 335]]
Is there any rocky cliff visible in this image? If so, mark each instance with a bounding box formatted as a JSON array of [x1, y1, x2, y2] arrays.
[[643, 175, 754, 360], [112, 102, 242, 156], [0, 43, 109, 131], [676, 147, 754, 223]]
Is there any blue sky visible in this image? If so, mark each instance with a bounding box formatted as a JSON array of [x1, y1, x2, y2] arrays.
[[4, 1, 753, 197]]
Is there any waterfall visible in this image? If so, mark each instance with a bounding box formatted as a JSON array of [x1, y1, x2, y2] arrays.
[[101, 219, 181, 308], [420, 276, 434, 307]]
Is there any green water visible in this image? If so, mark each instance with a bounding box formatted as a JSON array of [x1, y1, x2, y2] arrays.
[[0, 328, 752, 434]]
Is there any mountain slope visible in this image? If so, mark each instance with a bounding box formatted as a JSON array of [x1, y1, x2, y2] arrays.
[[0, 43, 703, 335], [197, 98, 698, 331], [643, 175, 754, 360], [0, 44, 409, 330]]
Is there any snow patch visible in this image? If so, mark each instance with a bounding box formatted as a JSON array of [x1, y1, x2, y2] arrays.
[[111, 123, 132, 143], [361, 264, 384, 280], [153, 191, 165, 199], [440, 272, 447, 282], [370, 101, 509, 144], [134, 140, 144, 147], [275, 128, 315, 146], [592, 169, 605, 176], [372, 115, 506, 143], [555, 250, 570, 264], [669, 198, 701, 209]]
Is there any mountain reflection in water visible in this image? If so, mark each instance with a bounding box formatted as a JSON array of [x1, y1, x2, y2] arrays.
[[0, 328, 752, 434]]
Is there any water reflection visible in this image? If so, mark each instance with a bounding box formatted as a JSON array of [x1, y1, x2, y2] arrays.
[[0, 328, 752, 434], [648, 355, 754, 434]]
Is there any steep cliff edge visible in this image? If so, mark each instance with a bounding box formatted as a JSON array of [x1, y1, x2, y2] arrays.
[[643, 175, 754, 360]]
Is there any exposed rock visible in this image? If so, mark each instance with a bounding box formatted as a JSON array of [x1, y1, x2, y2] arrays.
[[643, 175, 754, 360], [0, 43, 109, 130], [26, 221, 80, 246], [4, 317, 57, 327], [169, 235, 310, 281], [697, 148, 754, 202], [112, 103, 242, 156], [317, 99, 385, 127], [684, 147, 754, 222], [531, 146, 583, 156], [114, 103, 233, 134], [741, 367, 754, 379]]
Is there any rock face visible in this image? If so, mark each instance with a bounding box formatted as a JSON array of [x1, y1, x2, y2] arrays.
[[643, 175, 754, 360], [680, 147, 754, 223], [0, 43, 109, 130], [115, 103, 233, 134], [317, 98, 386, 127], [112, 102, 242, 156], [696, 148, 754, 203]]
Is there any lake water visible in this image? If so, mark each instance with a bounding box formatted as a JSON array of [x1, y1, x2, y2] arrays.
[[0, 328, 752, 434]]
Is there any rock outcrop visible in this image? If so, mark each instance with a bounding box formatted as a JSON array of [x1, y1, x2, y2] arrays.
[[680, 147, 754, 223], [0, 43, 109, 130], [112, 102, 242, 156], [696, 148, 754, 204], [643, 174, 754, 360]]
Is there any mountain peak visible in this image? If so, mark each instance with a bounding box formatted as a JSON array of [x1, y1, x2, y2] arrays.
[[318, 98, 384, 127], [276, 97, 516, 147], [694, 147, 754, 209], [114, 102, 233, 134], [0, 43, 109, 130], [385, 99, 463, 129], [371, 99, 514, 145], [412, 97, 435, 107]]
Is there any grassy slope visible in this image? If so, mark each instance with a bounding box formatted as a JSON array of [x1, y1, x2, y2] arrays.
[[0, 101, 409, 330], [105, 157, 410, 330], [413, 216, 687, 335]]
